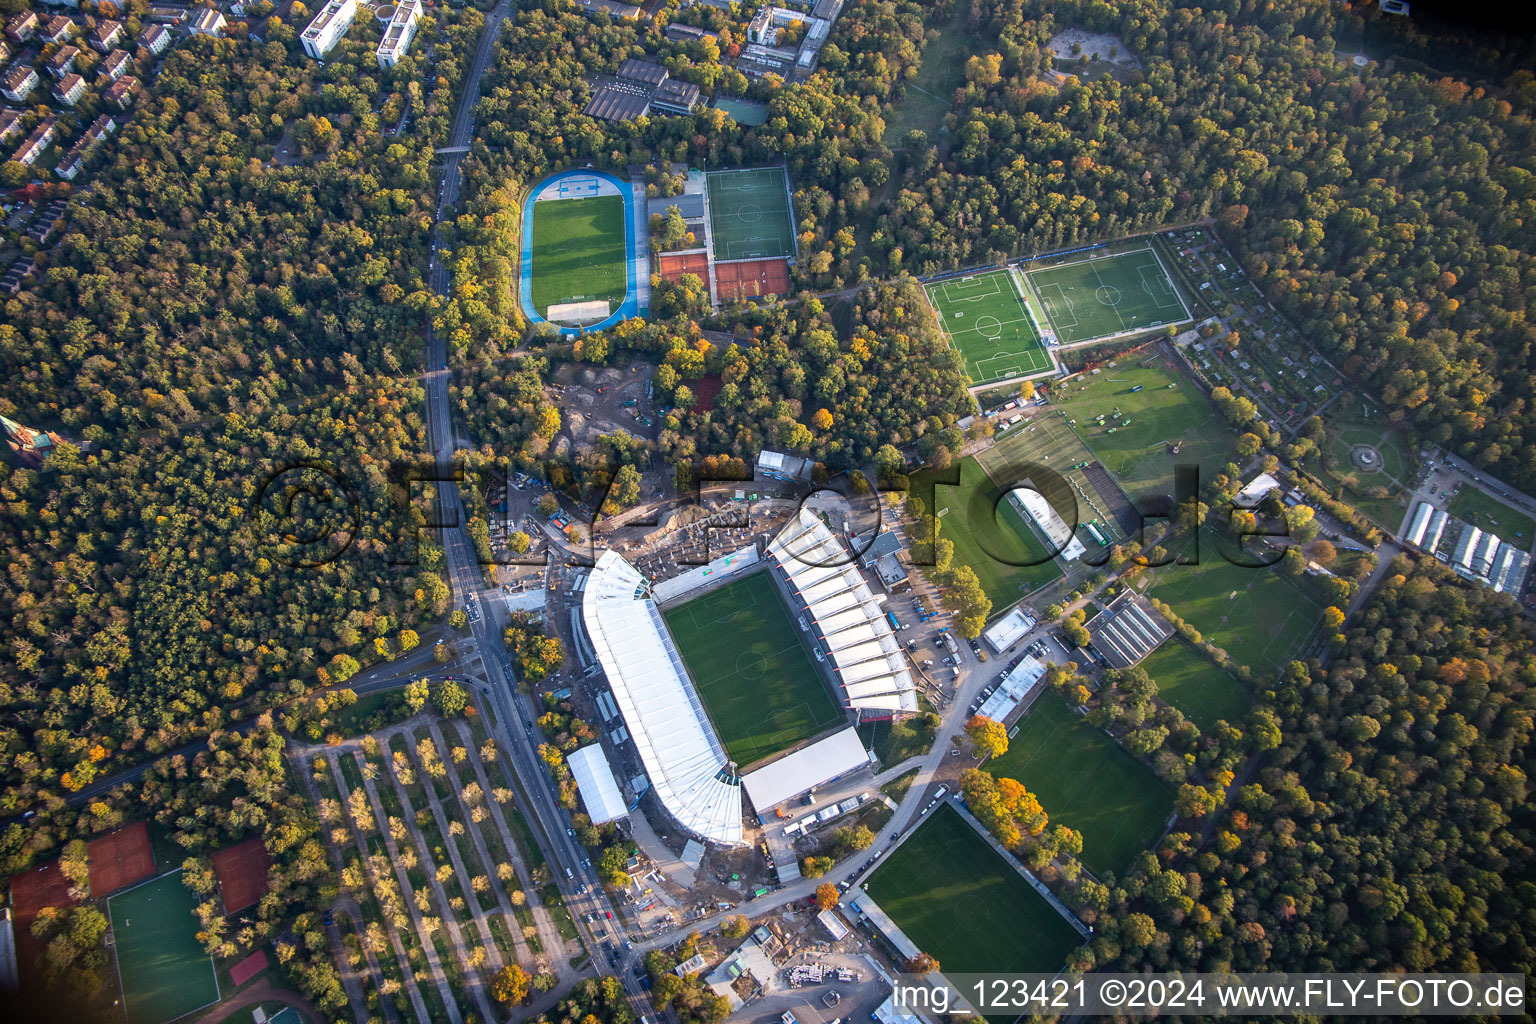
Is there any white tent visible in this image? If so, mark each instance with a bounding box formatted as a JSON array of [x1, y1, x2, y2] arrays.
[[582, 550, 744, 845], [567, 744, 629, 825]]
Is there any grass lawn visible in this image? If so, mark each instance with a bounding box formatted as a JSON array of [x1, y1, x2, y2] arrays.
[[663, 571, 844, 767], [1450, 486, 1536, 547], [1147, 528, 1325, 679], [913, 457, 1062, 610], [1053, 356, 1237, 505], [108, 871, 220, 1024], [883, 10, 975, 142], [987, 693, 1173, 878], [857, 711, 936, 768], [1027, 249, 1189, 343], [926, 270, 1053, 385], [1310, 399, 1417, 530], [529, 194, 627, 317], [1137, 638, 1249, 732], [864, 804, 1080, 973]]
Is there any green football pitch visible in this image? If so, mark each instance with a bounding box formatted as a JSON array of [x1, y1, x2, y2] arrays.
[[864, 804, 1080, 974], [662, 571, 843, 767], [987, 692, 1174, 878], [1147, 528, 1325, 680], [925, 270, 1053, 384], [529, 194, 628, 318], [1138, 637, 1250, 733], [706, 168, 797, 261], [912, 457, 1062, 611], [1027, 249, 1189, 344], [108, 870, 220, 1024]]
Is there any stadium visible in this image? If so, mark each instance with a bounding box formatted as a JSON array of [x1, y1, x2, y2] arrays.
[[580, 509, 916, 847]]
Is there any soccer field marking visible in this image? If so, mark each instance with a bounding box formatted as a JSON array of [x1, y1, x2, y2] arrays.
[[1036, 282, 1078, 328]]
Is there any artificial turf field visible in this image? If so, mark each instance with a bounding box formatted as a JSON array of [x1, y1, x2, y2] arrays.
[[987, 692, 1173, 878], [662, 571, 843, 767], [1147, 528, 1325, 680], [925, 270, 1053, 385], [913, 457, 1062, 610], [528, 194, 628, 317], [1052, 356, 1237, 504], [1027, 248, 1189, 344], [706, 168, 797, 261], [107, 870, 220, 1024], [863, 804, 1080, 974], [1137, 636, 1250, 732]]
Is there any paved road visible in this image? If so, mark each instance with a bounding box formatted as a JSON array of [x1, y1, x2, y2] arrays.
[[417, 4, 665, 1018]]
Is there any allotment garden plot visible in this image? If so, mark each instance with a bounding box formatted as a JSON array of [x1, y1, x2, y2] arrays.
[[663, 571, 843, 767], [1027, 248, 1189, 344], [925, 270, 1053, 385]]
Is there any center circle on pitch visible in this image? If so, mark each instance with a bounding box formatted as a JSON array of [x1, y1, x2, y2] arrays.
[[737, 650, 767, 679], [737, 203, 763, 222], [975, 315, 1003, 339], [1096, 284, 1122, 306]]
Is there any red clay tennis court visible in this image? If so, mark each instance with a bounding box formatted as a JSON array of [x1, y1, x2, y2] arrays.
[[88, 820, 155, 897], [10, 860, 76, 927], [656, 250, 709, 289], [214, 836, 272, 914], [714, 257, 789, 301]]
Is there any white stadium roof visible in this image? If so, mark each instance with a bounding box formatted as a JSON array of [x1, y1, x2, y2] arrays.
[[567, 744, 629, 825], [741, 727, 868, 811], [768, 509, 918, 715], [582, 551, 744, 845]]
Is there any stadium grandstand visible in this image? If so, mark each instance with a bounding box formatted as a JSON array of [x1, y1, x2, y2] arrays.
[[768, 509, 918, 718], [1085, 591, 1174, 669], [582, 551, 744, 846]]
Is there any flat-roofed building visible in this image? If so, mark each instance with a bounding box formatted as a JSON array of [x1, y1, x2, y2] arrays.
[[650, 77, 700, 114], [189, 8, 227, 36], [301, 0, 355, 59], [375, 0, 421, 69]]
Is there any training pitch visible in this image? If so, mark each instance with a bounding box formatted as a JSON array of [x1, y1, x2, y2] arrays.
[[1053, 356, 1236, 504], [1138, 637, 1250, 732], [706, 167, 797, 261], [1148, 528, 1325, 680], [926, 270, 1053, 385], [663, 571, 843, 767], [863, 804, 1080, 973], [987, 693, 1173, 878], [529, 193, 628, 317], [1027, 249, 1189, 344], [108, 870, 220, 1024]]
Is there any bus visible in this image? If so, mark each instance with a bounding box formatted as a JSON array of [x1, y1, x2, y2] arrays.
[[886, 611, 901, 631]]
